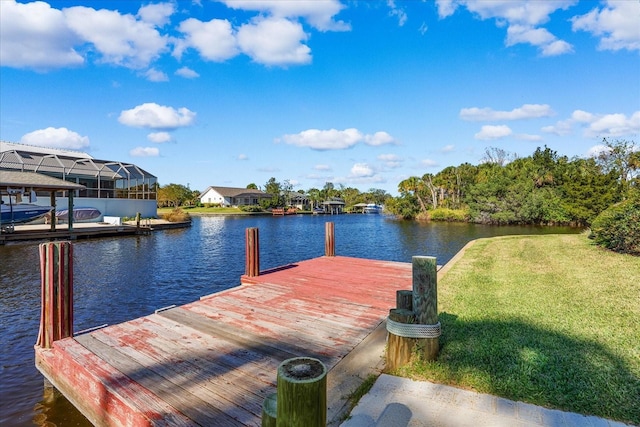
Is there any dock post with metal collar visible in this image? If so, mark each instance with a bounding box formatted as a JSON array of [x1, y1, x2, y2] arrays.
[[386, 256, 441, 370]]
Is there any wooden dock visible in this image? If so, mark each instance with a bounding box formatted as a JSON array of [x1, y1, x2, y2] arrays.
[[0, 220, 190, 244], [35, 255, 413, 426]]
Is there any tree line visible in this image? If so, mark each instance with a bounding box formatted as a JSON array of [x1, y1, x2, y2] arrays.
[[157, 138, 638, 227], [388, 139, 639, 226]]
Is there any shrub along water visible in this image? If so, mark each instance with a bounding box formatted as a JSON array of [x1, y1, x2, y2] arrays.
[[589, 191, 640, 255]]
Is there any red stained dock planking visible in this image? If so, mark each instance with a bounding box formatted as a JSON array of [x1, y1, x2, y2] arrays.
[[35, 254, 413, 426]]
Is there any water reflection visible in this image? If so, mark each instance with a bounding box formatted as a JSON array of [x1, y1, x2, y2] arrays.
[[0, 215, 581, 426]]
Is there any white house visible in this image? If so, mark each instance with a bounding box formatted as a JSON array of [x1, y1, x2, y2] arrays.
[[199, 186, 272, 207]]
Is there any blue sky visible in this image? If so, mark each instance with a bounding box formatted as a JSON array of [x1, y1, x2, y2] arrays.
[[1, 0, 639, 195]]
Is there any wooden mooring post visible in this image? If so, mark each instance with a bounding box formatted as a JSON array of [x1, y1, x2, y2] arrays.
[[261, 357, 327, 427], [246, 227, 260, 277], [386, 256, 440, 370], [36, 241, 73, 349], [325, 222, 335, 257]]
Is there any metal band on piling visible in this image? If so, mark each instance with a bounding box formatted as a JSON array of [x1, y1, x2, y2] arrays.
[[386, 318, 441, 339]]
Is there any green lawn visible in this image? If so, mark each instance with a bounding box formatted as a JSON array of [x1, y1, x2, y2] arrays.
[[157, 206, 266, 215], [395, 233, 640, 425]]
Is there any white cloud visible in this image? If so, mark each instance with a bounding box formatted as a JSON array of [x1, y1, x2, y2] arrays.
[[63, 6, 169, 69], [542, 119, 573, 136], [20, 127, 89, 149], [364, 131, 396, 146], [238, 17, 311, 66], [147, 132, 172, 143], [542, 39, 574, 56], [220, 0, 350, 32], [175, 67, 199, 78], [583, 111, 640, 138], [118, 103, 196, 130], [174, 18, 238, 61], [460, 104, 554, 121], [572, 110, 596, 123], [0, 0, 84, 69], [572, 0, 640, 52], [586, 144, 609, 158], [387, 0, 408, 26], [544, 110, 640, 138], [281, 128, 361, 150], [314, 164, 331, 171], [144, 68, 169, 82], [436, 0, 576, 56], [280, 128, 395, 150], [130, 147, 160, 157], [474, 125, 513, 140], [137, 3, 174, 27], [351, 163, 375, 178], [237, 154, 248, 160]]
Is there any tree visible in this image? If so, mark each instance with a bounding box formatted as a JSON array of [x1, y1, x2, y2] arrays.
[[282, 179, 293, 206], [307, 188, 321, 209], [321, 182, 337, 201], [263, 177, 282, 208], [481, 147, 516, 166], [596, 138, 639, 199], [398, 177, 427, 213], [246, 183, 258, 189], [157, 183, 192, 208]]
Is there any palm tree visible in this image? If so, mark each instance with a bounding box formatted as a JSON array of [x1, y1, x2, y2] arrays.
[[398, 176, 427, 213]]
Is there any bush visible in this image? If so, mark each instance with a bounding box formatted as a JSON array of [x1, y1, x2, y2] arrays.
[[589, 195, 640, 255], [429, 208, 469, 222], [161, 208, 191, 223], [239, 205, 263, 213]]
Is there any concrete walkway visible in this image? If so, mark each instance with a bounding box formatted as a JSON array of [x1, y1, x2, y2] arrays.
[[341, 374, 633, 427]]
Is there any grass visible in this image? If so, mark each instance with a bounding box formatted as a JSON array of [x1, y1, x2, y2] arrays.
[[157, 206, 261, 215], [393, 233, 640, 425]]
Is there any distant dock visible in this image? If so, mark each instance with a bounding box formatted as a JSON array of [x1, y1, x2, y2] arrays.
[[34, 226, 413, 426], [0, 219, 190, 244]]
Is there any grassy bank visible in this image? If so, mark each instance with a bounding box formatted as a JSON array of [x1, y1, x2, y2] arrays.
[[395, 233, 640, 424], [157, 206, 266, 215]]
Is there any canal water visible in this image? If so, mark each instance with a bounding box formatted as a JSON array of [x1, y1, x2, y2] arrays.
[[0, 214, 580, 426]]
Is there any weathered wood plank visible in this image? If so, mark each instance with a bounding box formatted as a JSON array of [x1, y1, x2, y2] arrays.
[[36, 340, 196, 426], [191, 294, 364, 347], [75, 333, 243, 427], [157, 307, 319, 363], [86, 326, 266, 425]]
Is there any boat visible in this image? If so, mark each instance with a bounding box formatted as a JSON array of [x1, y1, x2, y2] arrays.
[[1, 189, 53, 225], [363, 203, 383, 214], [1, 202, 53, 224], [49, 207, 101, 223]]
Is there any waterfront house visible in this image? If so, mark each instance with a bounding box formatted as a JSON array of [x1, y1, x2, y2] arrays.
[[199, 186, 272, 207], [0, 141, 157, 219]]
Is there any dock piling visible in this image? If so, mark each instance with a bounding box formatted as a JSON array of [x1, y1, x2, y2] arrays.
[[265, 357, 327, 427], [325, 222, 335, 257], [386, 256, 441, 369], [36, 241, 73, 349], [246, 227, 260, 277]]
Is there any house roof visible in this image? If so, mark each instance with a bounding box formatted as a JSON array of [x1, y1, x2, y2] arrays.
[[0, 170, 86, 192], [0, 141, 156, 180], [203, 186, 271, 198]]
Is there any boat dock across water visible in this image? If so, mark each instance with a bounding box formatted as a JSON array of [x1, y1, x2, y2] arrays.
[[0, 219, 189, 244]]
